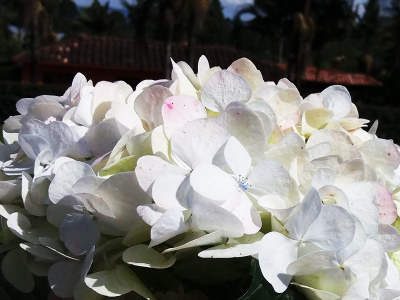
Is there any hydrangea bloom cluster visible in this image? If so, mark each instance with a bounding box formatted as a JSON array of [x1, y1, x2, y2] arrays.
[[1, 56, 400, 299]]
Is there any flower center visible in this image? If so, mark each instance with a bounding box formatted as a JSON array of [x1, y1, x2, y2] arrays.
[[237, 175, 250, 191]]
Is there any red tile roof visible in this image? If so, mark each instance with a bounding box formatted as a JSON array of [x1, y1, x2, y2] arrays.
[[14, 35, 279, 77], [14, 35, 381, 87], [277, 63, 382, 86]]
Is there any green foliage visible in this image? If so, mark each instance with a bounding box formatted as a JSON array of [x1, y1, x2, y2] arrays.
[[238, 259, 307, 300]]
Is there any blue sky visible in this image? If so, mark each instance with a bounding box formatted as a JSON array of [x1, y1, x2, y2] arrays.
[[72, 0, 368, 19]]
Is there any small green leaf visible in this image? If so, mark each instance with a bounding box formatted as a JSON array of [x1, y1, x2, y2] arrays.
[[99, 155, 137, 176]]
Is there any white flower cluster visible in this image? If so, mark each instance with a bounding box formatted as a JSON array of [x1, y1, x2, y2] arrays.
[[1, 56, 400, 299]]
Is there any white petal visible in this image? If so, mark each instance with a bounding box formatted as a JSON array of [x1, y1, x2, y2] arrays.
[[48, 260, 81, 298], [123, 244, 176, 269], [49, 160, 94, 204], [259, 232, 298, 293], [96, 172, 152, 233], [137, 204, 164, 226], [170, 58, 197, 98], [231, 193, 261, 234], [189, 196, 244, 238], [198, 233, 263, 258], [0, 179, 21, 203], [171, 118, 230, 169], [320, 85, 352, 119], [1, 248, 34, 293], [219, 102, 266, 161], [201, 70, 251, 111], [249, 159, 296, 201], [163, 230, 226, 253], [152, 172, 186, 209], [228, 58, 264, 93], [85, 267, 131, 297], [7, 212, 38, 243], [190, 163, 237, 203], [134, 85, 172, 130], [287, 250, 339, 276], [376, 224, 400, 252], [149, 207, 188, 247], [246, 101, 276, 141], [212, 136, 251, 177], [304, 205, 355, 251], [85, 118, 129, 156], [311, 168, 336, 190], [60, 213, 100, 255], [285, 188, 321, 240]]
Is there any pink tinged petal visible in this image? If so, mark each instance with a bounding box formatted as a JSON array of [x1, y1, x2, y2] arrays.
[[259, 232, 299, 293], [249, 159, 295, 199], [60, 213, 100, 255], [376, 224, 400, 252], [134, 85, 173, 130], [231, 193, 261, 234], [201, 70, 252, 112], [48, 260, 81, 298], [190, 164, 238, 203], [49, 160, 95, 204], [212, 136, 251, 176], [304, 205, 356, 251], [320, 85, 352, 119], [171, 118, 230, 169], [374, 183, 397, 224], [162, 95, 207, 137], [227, 57, 264, 92], [96, 172, 152, 233], [189, 197, 244, 238], [360, 138, 400, 170], [285, 188, 322, 240], [219, 102, 267, 160], [135, 155, 187, 194], [149, 207, 188, 247]]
